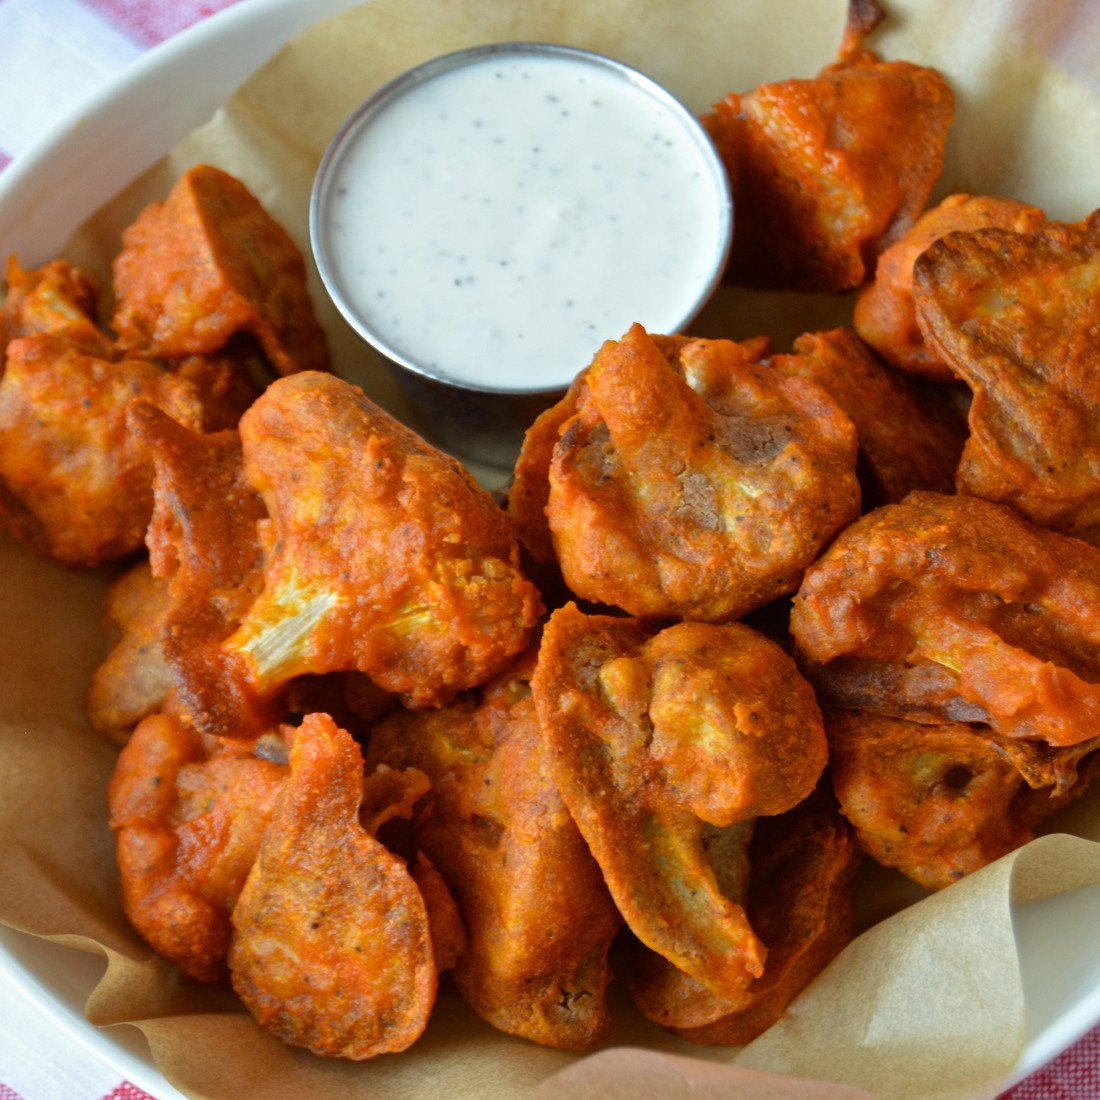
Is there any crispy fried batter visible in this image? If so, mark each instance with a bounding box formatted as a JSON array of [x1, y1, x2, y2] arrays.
[[790, 491, 1100, 747], [220, 372, 543, 708], [0, 333, 206, 566], [85, 560, 174, 744], [228, 713, 437, 1059], [702, 0, 953, 291], [624, 816, 755, 1030], [111, 164, 329, 375], [531, 603, 828, 1007], [768, 327, 964, 506], [824, 708, 1097, 890], [128, 402, 278, 740], [172, 349, 264, 431], [914, 210, 1100, 544], [285, 671, 397, 733], [365, 645, 621, 1050], [534, 324, 859, 621], [410, 852, 467, 975], [107, 712, 288, 983], [0, 256, 110, 356], [507, 377, 582, 569], [628, 785, 860, 1044], [854, 194, 1046, 381]]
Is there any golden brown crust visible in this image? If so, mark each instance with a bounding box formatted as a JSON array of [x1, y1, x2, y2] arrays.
[[854, 193, 1046, 380], [85, 561, 174, 744], [791, 491, 1100, 748], [128, 403, 278, 740], [824, 708, 1100, 890], [542, 324, 860, 622], [0, 256, 110, 356], [914, 210, 1100, 543], [507, 380, 581, 567], [107, 712, 287, 983], [635, 785, 861, 1045], [532, 603, 828, 1008], [220, 372, 543, 708], [767, 327, 965, 507], [228, 714, 437, 1058], [826, 708, 1033, 890], [0, 333, 206, 566], [111, 164, 330, 375], [703, 22, 953, 291], [365, 646, 621, 1050]]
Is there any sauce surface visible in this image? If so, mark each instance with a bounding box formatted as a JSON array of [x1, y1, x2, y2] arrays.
[[315, 46, 730, 393]]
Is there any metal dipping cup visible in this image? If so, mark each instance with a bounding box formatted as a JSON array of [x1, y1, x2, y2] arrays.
[[310, 42, 733, 470]]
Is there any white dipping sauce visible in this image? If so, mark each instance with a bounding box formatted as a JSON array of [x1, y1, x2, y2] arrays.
[[313, 45, 731, 394]]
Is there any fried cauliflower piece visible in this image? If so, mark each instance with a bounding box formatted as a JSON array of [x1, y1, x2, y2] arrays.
[[767, 327, 964, 507], [520, 324, 859, 621], [365, 645, 621, 1050], [170, 348, 265, 431], [825, 708, 1099, 891], [90, 404, 400, 744], [87, 405, 275, 743], [627, 785, 860, 1044], [0, 333, 207, 566], [703, 0, 953, 291], [854, 193, 1046, 381], [127, 402, 278, 740], [220, 372, 543, 708], [790, 492, 1100, 748], [507, 374, 585, 571], [107, 712, 288, 983], [913, 210, 1100, 544], [531, 603, 828, 1009], [228, 713, 438, 1059], [111, 164, 329, 375], [85, 560, 174, 744], [0, 256, 111, 356]]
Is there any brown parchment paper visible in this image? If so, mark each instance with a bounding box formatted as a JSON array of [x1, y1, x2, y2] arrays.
[[4, 1, 1100, 1098]]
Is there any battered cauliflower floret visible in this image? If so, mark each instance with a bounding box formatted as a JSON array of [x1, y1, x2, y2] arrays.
[[221, 372, 543, 708]]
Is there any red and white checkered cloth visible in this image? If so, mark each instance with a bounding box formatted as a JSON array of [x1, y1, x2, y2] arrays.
[[0, 1, 1098, 1097]]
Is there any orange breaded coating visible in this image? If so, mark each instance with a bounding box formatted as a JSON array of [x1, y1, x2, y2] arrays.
[[283, 670, 397, 734], [85, 560, 173, 744], [111, 164, 329, 375], [767, 327, 964, 507], [409, 852, 467, 976], [220, 372, 543, 708], [107, 712, 288, 983], [529, 324, 859, 621], [507, 332, 771, 573], [628, 786, 860, 1044], [128, 402, 277, 740], [507, 375, 583, 569], [171, 350, 264, 431], [790, 492, 1100, 748], [228, 713, 437, 1059], [365, 645, 621, 1051], [854, 194, 1046, 381], [0, 257, 111, 356], [622, 816, 755, 1030], [0, 333, 206, 566], [914, 210, 1100, 545], [703, 0, 953, 291], [87, 407, 275, 744], [531, 603, 828, 1008], [824, 708, 1098, 890]]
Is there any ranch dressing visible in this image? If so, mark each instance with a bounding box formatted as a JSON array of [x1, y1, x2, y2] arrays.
[[312, 44, 731, 394]]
